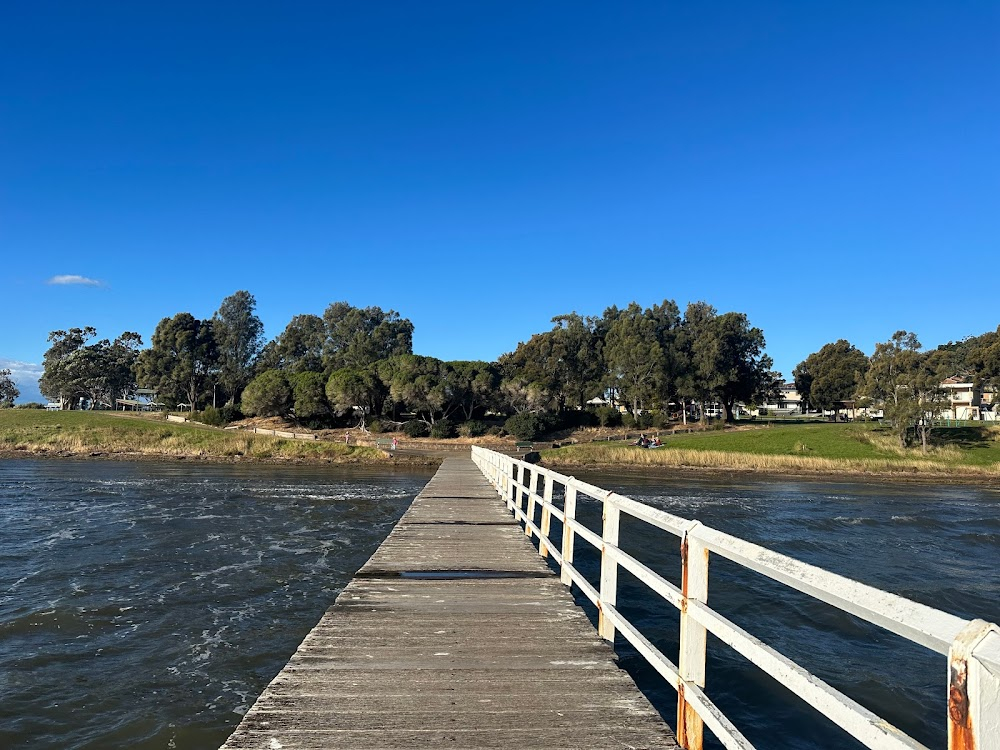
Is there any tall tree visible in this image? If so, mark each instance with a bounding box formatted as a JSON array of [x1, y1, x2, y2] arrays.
[[257, 314, 326, 374], [322, 302, 413, 372], [213, 291, 264, 404], [793, 340, 868, 416], [603, 303, 665, 417], [675, 302, 718, 423], [39, 327, 97, 407], [135, 314, 217, 410], [862, 331, 946, 451], [39, 328, 142, 408], [448, 361, 501, 420], [326, 366, 387, 428], [697, 312, 776, 423], [0, 369, 19, 407]]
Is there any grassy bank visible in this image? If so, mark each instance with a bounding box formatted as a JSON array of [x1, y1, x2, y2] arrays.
[[0, 410, 386, 463], [543, 422, 1000, 478]]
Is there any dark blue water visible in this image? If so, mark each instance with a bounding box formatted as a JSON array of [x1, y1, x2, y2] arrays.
[[2, 460, 998, 749], [561, 471, 1000, 750], [0, 459, 431, 749]]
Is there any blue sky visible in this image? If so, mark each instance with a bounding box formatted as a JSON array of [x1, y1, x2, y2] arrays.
[[2, 2, 998, 402]]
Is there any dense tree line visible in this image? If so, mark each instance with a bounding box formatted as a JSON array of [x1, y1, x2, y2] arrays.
[[34, 292, 780, 436], [795, 326, 1000, 451]]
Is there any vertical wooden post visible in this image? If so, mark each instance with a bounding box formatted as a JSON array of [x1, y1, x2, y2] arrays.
[[539, 475, 553, 556], [560, 484, 577, 586], [677, 525, 709, 750], [525, 469, 539, 537], [598, 500, 620, 642]]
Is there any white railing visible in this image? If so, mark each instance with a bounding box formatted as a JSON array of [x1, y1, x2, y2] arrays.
[[471, 446, 1000, 750]]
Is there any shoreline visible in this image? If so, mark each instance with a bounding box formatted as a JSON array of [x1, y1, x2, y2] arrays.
[[540, 459, 1000, 487], [4, 446, 998, 487], [0, 447, 444, 467]]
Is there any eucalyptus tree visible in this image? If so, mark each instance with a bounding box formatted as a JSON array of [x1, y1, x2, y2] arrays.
[[322, 302, 413, 372], [135, 313, 217, 410], [862, 331, 946, 451], [704, 312, 777, 423], [602, 302, 666, 417], [793, 340, 868, 416], [326, 366, 386, 428], [501, 313, 602, 413], [0, 369, 19, 407], [448, 360, 501, 420], [257, 314, 326, 374], [40, 328, 143, 408], [675, 301, 718, 422], [213, 290, 264, 404]]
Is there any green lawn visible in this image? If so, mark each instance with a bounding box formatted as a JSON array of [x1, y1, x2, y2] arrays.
[[544, 422, 1000, 475]]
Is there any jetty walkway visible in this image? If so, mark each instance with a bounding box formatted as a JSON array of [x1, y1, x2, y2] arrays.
[[221, 456, 677, 749]]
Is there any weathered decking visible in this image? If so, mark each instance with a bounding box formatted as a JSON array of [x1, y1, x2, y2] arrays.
[[221, 456, 677, 749]]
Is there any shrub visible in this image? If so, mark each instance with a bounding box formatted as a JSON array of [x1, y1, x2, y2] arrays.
[[193, 406, 224, 426], [651, 412, 671, 428], [487, 425, 505, 437], [403, 420, 429, 438], [15, 402, 45, 409], [503, 412, 552, 441], [459, 420, 488, 437], [368, 419, 383, 434], [218, 404, 243, 424], [595, 406, 622, 427], [430, 419, 456, 439], [621, 413, 636, 429], [242, 370, 293, 417]]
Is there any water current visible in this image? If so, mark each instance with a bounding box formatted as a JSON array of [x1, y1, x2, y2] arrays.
[[0, 459, 431, 749], [1, 458, 997, 749]]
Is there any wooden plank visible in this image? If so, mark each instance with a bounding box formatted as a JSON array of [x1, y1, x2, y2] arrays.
[[221, 456, 677, 750]]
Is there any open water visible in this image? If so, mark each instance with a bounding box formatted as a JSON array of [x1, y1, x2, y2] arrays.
[[1, 458, 998, 749]]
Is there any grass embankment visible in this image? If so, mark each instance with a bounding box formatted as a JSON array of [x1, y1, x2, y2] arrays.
[[0, 410, 385, 463], [543, 423, 1000, 479]]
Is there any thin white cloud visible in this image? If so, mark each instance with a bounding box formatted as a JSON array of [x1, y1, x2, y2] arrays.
[[47, 274, 104, 287]]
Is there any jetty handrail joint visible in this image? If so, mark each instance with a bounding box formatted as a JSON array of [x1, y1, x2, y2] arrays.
[[471, 446, 1000, 750]]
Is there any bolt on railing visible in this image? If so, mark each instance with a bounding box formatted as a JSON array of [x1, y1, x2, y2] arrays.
[[471, 446, 1000, 750]]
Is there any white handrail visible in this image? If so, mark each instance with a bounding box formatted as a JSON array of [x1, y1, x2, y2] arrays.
[[471, 446, 1000, 750]]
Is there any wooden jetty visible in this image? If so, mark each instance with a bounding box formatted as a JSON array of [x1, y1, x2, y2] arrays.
[[221, 456, 677, 749]]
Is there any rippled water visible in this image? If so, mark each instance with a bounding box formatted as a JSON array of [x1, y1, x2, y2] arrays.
[[0, 459, 431, 749], [3, 460, 999, 750], [567, 472, 1000, 750]]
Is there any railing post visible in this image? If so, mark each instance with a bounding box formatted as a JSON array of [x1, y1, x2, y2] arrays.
[[677, 523, 708, 750], [526, 469, 539, 537], [539, 475, 553, 556], [598, 498, 620, 642], [949, 620, 1000, 750], [514, 462, 525, 513], [560, 483, 577, 586]]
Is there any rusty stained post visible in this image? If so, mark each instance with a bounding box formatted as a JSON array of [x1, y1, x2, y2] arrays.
[[560, 483, 577, 586], [525, 469, 540, 538], [539, 475, 554, 557], [598, 499, 621, 642], [677, 524, 708, 750], [949, 619, 1000, 750]]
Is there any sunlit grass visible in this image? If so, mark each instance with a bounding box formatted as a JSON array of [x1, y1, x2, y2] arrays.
[[0, 410, 384, 462], [543, 422, 1000, 477]]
